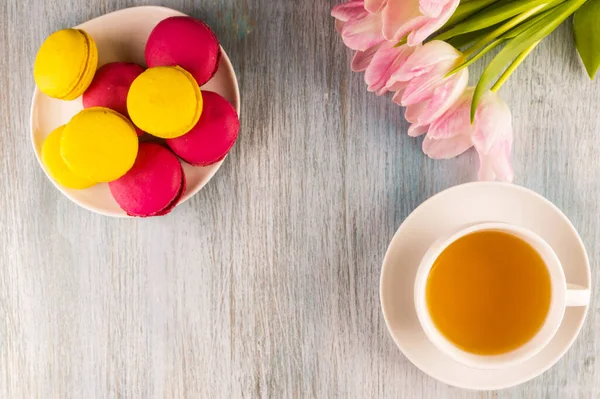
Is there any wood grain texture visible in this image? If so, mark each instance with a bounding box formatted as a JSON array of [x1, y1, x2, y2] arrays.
[[0, 0, 599, 397]]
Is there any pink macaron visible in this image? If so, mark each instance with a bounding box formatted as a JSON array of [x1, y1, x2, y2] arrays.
[[166, 91, 239, 166], [153, 173, 187, 216], [145, 16, 221, 86], [109, 143, 186, 217], [83, 62, 145, 136]]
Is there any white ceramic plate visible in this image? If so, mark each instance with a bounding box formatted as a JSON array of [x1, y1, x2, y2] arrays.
[[380, 182, 591, 390], [30, 6, 240, 217]]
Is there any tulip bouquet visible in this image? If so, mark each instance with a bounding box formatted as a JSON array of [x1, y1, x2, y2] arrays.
[[332, 0, 600, 181]]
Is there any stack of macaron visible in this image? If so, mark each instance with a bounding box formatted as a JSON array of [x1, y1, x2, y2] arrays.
[[34, 16, 239, 217]]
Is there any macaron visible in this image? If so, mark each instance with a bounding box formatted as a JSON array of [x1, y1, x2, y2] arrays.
[[41, 125, 95, 189], [34, 28, 98, 100], [109, 143, 186, 217], [152, 175, 187, 216], [127, 66, 203, 139], [167, 91, 239, 166], [60, 107, 139, 182], [145, 16, 221, 86], [83, 62, 145, 136]]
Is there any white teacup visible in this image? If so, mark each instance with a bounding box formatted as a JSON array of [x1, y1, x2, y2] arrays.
[[414, 222, 590, 370]]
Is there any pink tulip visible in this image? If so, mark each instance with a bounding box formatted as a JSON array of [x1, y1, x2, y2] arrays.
[[332, 0, 459, 50], [351, 43, 383, 72], [387, 41, 468, 135], [365, 0, 387, 13], [331, 1, 385, 51], [382, 0, 460, 45], [363, 42, 417, 95], [424, 89, 514, 182]]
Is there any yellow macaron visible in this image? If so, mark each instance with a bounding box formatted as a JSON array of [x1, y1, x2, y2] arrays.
[[61, 107, 139, 182], [34, 28, 98, 100], [41, 125, 95, 189], [127, 66, 203, 138]]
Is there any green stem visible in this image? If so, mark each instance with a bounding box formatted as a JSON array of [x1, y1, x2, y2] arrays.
[[447, 24, 502, 48], [463, 3, 548, 57], [501, 3, 563, 39], [491, 40, 541, 92], [447, 38, 505, 77]]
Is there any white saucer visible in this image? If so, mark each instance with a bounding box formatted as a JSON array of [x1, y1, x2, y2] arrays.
[[380, 182, 591, 390], [30, 6, 240, 217]]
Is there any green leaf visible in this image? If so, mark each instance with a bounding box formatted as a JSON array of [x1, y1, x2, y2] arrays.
[[462, 2, 549, 58], [447, 38, 505, 76], [447, 24, 500, 48], [491, 40, 541, 92], [573, 0, 600, 79], [435, 0, 558, 42], [502, 7, 558, 39], [471, 0, 588, 121], [447, 4, 558, 50], [444, 0, 502, 28]]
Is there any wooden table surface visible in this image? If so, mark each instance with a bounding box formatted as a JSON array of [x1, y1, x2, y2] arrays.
[[1, 0, 599, 397]]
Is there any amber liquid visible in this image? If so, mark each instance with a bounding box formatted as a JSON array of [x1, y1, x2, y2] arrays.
[[426, 231, 552, 355]]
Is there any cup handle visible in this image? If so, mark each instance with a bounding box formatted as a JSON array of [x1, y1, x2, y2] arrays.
[[566, 283, 590, 307]]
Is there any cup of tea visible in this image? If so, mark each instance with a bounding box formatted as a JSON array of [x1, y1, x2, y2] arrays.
[[413, 222, 590, 369]]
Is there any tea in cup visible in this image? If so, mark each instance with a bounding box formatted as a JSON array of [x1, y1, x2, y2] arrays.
[[414, 222, 590, 369]]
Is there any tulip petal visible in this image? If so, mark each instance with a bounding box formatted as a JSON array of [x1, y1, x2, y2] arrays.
[[365, 41, 398, 92], [477, 152, 496, 181], [341, 11, 385, 50], [427, 89, 474, 140], [423, 134, 473, 159], [365, 0, 387, 13], [405, 101, 427, 123], [388, 80, 408, 92], [331, 1, 367, 21], [473, 92, 514, 182], [400, 59, 456, 106], [352, 43, 383, 72], [382, 0, 421, 41], [409, 123, 429, 137], [476, 137, 514, 183], [391, 16, 429, 45], [396, 99, 428, 136], [365, 43, 414, 94], [391, 40, 462, 83], [335, 19, 345, 34], [399, 72, 437, 105], [419, 0, 452, 18], [490, 140, 514, 182], [416, 68, 468, 126], [392, 90, 403, 106], [472, 91, 513, 154], [408, 0, 460, 45], [350, 44, 380, 72]]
